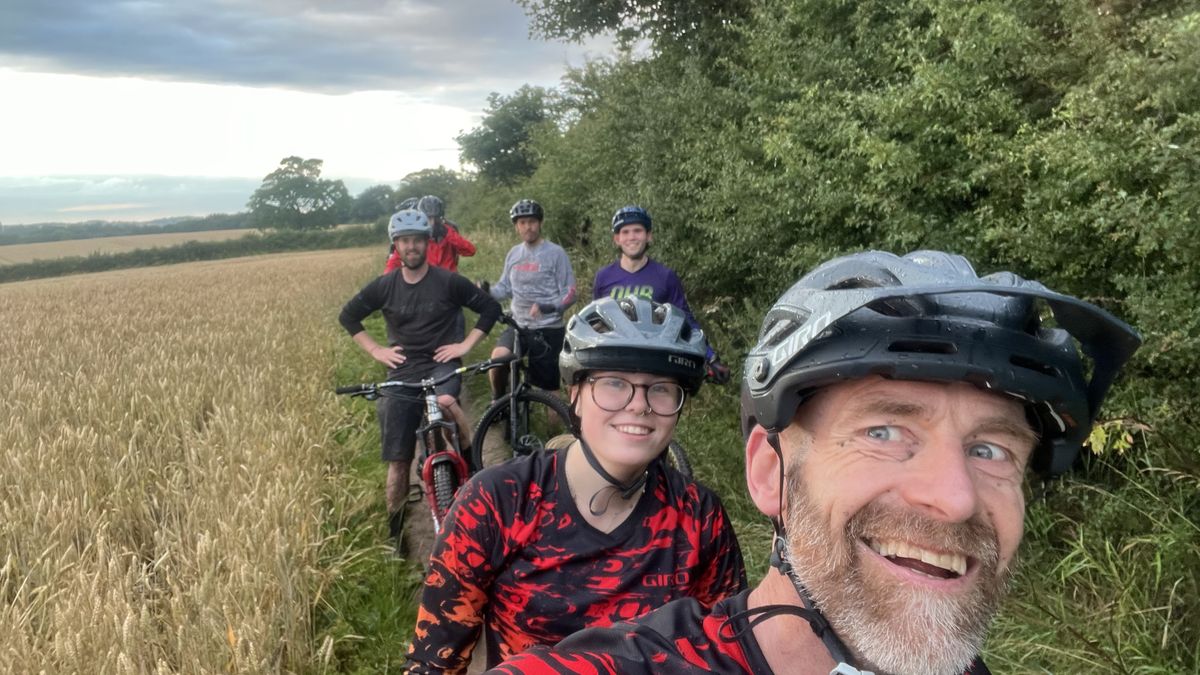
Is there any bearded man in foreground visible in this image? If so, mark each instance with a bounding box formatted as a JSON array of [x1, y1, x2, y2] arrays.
[[486, 249, 1141, 675]]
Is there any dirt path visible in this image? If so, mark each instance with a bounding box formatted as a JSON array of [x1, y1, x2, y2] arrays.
[[397, 385, 509, 673]]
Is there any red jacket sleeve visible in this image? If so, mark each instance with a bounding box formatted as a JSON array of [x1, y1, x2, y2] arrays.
[[446, 226, 476, 257], [383, 249, 401, 274]]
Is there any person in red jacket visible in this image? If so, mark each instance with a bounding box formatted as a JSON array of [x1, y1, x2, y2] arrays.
[[384, 195, 475, 273]]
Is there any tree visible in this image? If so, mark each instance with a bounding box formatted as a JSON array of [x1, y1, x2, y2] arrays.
[[456, 86, 553, 185], [247, 156, 351, 229], [349, 184, 397, 222], [396, 167, 462, 205], [515, 0, 750, 51]]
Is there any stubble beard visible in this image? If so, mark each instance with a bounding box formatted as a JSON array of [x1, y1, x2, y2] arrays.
[[782, 459, 1015, 675], [402, 251, 426, 270]]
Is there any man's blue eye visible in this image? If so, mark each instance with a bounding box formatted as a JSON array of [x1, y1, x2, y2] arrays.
[[866, 426, 901, 441], [967, 442, 1006, 461]]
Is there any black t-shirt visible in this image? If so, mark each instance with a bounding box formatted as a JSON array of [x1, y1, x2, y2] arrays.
[[338, 266, 500, 376]]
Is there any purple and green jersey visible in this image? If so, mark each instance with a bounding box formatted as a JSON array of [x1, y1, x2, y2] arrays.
[[592, 259, 713, 360]]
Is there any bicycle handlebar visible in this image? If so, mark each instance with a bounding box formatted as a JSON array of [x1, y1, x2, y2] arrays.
[[336, 356, 512, 397], [497, 313, 551, 354]]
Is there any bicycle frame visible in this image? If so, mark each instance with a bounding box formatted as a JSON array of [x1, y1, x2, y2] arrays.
[[336, 356, 512, 532], [498, 314, 552, 453]]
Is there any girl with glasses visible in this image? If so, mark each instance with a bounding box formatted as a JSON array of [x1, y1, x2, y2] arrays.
[[404, 297, 747, 674]]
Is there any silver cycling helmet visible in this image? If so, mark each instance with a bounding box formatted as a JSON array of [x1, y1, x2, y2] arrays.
[[561, 296, 708, 394], [741, 249, 1142, 475], [387, 209, 431, 240]]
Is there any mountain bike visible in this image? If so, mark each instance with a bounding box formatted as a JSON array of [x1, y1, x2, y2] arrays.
[[337, 357, 510, 533], [470, 314, 573, 472], [469, 314, 692, 477]]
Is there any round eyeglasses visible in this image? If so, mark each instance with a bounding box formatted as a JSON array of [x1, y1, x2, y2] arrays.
[[586, 376, 686, 416]]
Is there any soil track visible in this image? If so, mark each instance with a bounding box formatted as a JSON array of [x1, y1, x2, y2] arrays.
[[397, 385, 509, 673]]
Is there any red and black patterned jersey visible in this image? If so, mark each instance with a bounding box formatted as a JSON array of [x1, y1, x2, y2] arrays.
[[404, 448, 747, 674], [487, 590, 993, 674]]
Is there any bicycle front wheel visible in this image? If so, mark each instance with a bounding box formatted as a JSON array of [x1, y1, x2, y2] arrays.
[[471, 390, 572, 473]]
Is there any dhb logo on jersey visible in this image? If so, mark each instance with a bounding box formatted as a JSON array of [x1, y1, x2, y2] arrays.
[[608, 285, 655, 300]]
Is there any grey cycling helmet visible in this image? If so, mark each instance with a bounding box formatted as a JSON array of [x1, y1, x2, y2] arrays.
[[510, 199, 544, 222], [561, 296, 708, 394], [417, 195, 445, 219], [741, 250, 1141, 475], [387, 209, 431, 239]]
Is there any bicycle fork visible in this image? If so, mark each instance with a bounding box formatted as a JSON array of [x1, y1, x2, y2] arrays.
[[418, 391, 469, 531]]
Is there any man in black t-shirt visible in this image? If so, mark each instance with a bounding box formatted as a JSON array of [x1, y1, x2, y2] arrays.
[[491, 250, 1141, 675], [339, 209, 500, 539]]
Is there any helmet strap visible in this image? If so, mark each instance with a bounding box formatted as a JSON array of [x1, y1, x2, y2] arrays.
[[757, 431, 867, 673], [578, 436, 649, 514]]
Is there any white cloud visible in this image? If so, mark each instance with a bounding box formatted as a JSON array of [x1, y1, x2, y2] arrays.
[[0, 68, 474, 181]]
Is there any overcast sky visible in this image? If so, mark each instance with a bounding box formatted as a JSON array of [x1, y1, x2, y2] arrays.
[[0, 0, 610, 224]]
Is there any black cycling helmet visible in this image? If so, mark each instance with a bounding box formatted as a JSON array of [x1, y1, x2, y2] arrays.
[[509, 199, 544, 222], [612, 205, 652, 233], [417, 195, 445, 219], [562, 296, 708, 394], [741, 250, 1141, 475], [397, 196, 420, 211]]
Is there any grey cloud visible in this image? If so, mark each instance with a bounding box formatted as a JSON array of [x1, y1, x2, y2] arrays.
[[0, 0, 604, 104]]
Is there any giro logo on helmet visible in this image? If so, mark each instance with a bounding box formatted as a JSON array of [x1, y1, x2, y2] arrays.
[[767, 311, 834, 375], [668, 354, 699, 369]]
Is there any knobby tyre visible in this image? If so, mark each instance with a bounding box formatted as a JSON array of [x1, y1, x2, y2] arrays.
[[664, 439, 692, 478], [470, 390, 572, 473], [431, 462, 458, 533]]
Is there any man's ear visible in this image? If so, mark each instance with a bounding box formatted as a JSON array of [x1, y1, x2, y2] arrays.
[[746, 424, 783, 517]]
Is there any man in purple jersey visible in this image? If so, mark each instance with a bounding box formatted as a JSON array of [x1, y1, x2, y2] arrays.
[[592, 205, 731, 384], [490, 250, 1141, 675]]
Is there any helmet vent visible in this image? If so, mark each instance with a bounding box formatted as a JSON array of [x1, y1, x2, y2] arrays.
[[761, 319, 798, 348], [618, 298, 639, 322], [652, 304, 667, 324], [1010, 354, 1058, 378], [887, 340, 957, 355], [585, 312, 612, 334]]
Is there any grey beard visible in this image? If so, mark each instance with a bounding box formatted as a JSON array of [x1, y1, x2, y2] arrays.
[[782, 458, 1013, 675]]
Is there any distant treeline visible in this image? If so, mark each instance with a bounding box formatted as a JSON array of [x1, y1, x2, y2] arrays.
[[0, 222, 383, 284], [0, 212, 251, 246]]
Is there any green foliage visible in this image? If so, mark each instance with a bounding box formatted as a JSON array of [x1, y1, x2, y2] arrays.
[[0, 224, 384, 285], [516, 0, 752, 51], [349, 184, 397, 223], [396, 167, 463, 207], [247, 156, 351, 229], [424, 1, 1199, 670], [457, 86, 554, 185]]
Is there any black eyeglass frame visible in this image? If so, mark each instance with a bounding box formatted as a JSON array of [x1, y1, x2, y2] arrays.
[[584, 375, 686, 416]]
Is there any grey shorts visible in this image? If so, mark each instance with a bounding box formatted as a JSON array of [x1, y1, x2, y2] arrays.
[[377, 361, 462, 463]]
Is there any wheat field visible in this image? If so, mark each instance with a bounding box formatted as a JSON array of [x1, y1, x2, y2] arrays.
[[0, 248, 378, 673], [0, 230, 260, 266]]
